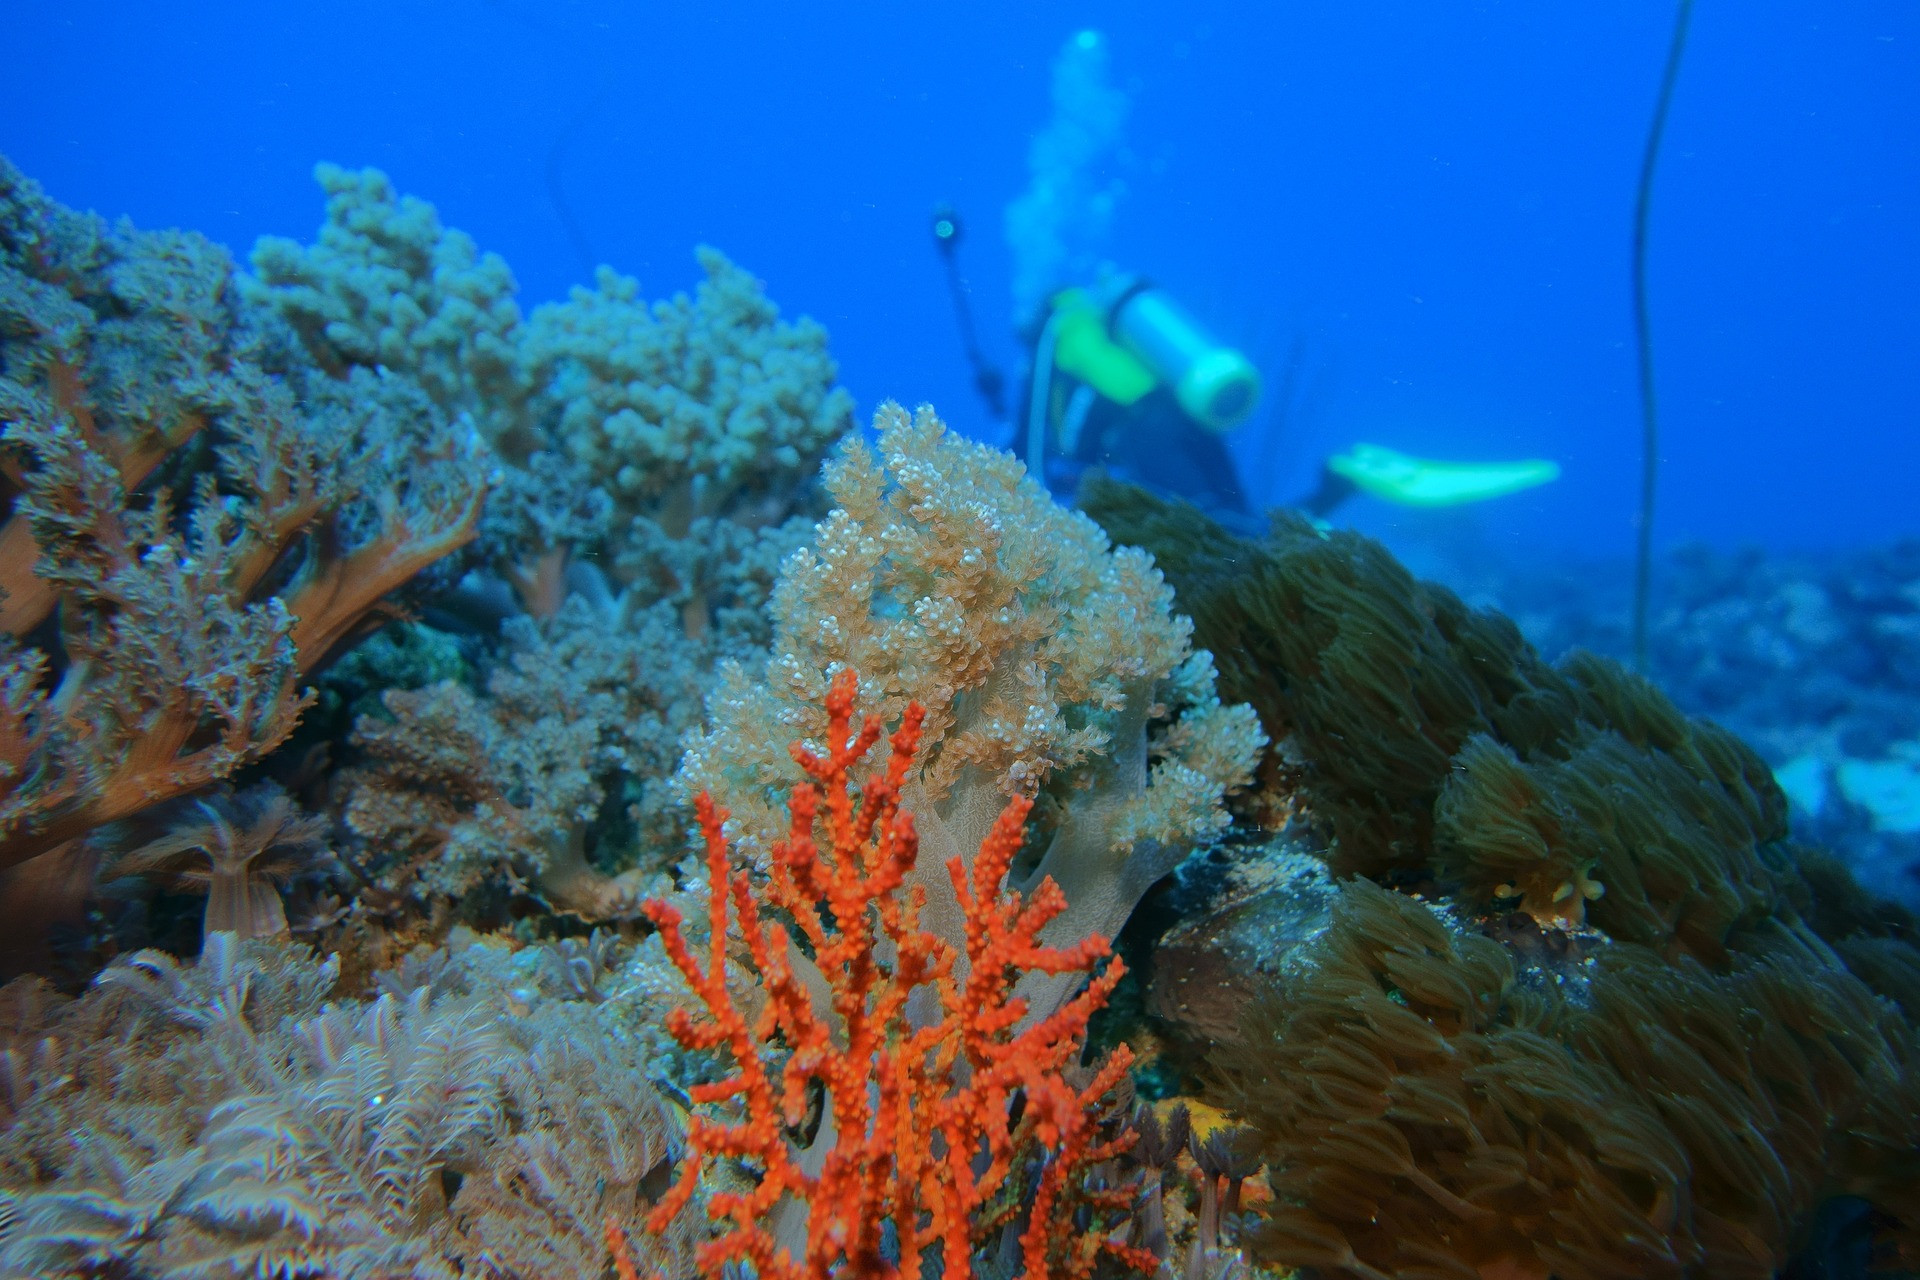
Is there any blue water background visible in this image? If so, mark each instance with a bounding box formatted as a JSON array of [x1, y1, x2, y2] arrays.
[[4, 1, 1914, 566]]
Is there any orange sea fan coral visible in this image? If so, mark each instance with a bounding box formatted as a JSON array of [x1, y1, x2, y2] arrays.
[[642, 670, 1153, 1280]]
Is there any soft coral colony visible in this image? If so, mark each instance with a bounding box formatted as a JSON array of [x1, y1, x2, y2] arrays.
[[0, 150, 1914, 1280]]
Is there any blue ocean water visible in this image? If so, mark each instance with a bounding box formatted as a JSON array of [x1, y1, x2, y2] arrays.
[[3, 0, 1914, 563]]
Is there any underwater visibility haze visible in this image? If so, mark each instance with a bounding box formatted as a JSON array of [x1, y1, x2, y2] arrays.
[[0, 3, 1917, 1278]]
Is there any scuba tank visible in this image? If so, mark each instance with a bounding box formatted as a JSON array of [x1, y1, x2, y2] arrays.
[[1042, 274, 1261, 432], [1105, 278, 1261, 431], [1029, 273, 1261, 477]]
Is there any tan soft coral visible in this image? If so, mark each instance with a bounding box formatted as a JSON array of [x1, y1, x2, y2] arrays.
[[681, 402, 1264, 974]]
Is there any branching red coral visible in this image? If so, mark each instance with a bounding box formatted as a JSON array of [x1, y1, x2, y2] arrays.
[[643, 669, 1152, 1280]]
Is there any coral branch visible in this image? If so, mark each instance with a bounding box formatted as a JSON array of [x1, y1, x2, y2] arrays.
[[0, 360, 206, 637]]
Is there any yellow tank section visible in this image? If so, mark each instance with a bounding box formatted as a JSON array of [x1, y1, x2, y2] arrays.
[[1048, 289, 1158, 406]]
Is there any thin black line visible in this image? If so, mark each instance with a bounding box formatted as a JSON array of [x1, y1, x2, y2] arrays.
[[1631, 0, 1697, 673]]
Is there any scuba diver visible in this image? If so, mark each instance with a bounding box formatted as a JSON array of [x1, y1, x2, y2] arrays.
[[932, 204, 1561, 528]]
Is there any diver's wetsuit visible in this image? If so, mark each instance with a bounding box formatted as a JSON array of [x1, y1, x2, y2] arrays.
[[1041, 383, 1250, 516]]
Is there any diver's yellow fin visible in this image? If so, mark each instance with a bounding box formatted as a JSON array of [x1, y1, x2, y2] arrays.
[[1327, 443, 1560, 508]]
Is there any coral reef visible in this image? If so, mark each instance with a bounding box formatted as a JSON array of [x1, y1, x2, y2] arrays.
[[5, 153, 1242, 1280], [508, 247, 850, 658], [520, 248, 851, 529], [236, 164, 857, 919], [242, 163, 529, 446], [343, 597, 698, 917], [1215, 877, 1920, 1280], [1146, 833, 1335, 1046], [106, 784, 331, 940], [247, 164, 849, 535], [8, 145, 1917, 1280], [1082, 476, 1782, 955], [249, 164, 851, 638]]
